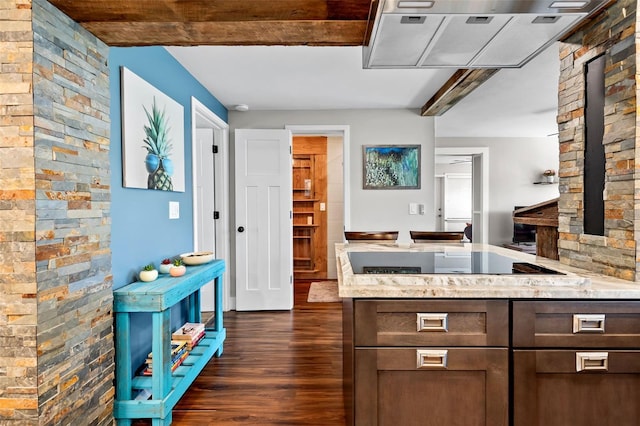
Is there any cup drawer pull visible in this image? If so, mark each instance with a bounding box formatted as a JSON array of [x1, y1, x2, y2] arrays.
[[576, 352, 608, 372], [416, 349, 448, 369], [573, 314, 605, 333], [416, 313, 448, 332]]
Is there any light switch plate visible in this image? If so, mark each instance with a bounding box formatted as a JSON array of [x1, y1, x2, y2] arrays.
[[320, 202, 326, 211], [169, 201, 180, 219], [409, 203, 418, 215]]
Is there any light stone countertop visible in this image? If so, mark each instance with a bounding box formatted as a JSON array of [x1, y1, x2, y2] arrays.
[[336, 243, 640, 299]]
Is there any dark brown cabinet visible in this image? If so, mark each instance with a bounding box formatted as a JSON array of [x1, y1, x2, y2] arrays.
[[345, 299, 509, 426], [345, 299, 640, 426], [513, 350, 640, 426], [512, 301, 640, 426], [512, 301, 640, 348], [355, 347, 508, 426]]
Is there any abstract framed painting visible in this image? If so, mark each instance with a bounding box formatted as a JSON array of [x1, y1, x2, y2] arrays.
[[121, 67, 185, 192], [363, 145, 421, 189]]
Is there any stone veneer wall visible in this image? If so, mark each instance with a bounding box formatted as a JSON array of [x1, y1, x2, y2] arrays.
[[557, 0, 638, 280], [0, 0, 38, 422], [2, 0, 115, 424]]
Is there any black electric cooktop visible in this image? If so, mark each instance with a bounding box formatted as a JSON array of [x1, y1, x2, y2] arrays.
[[347, 251, 563, 275]]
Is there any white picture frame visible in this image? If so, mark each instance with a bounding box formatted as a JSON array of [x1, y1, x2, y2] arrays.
[[121, 67, 185, 192]]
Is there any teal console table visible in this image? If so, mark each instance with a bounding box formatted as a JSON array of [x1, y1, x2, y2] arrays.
[[113, 260, 226, 425]]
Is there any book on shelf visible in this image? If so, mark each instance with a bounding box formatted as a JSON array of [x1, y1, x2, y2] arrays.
[[134, 389, 152, 401], [141, 339, 188, 377], [172, 322, 205, 340], [142, 350, 189, 376], [145, 344, 187, 366], [137, 325, 208, 377], [146, 340, 187, 361], [173, 322, 206, 350], [183, 330, 205, 351]]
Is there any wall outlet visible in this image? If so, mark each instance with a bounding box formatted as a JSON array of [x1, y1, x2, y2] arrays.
[[320, 202, 326, 211], [169, 201, 180, 219]]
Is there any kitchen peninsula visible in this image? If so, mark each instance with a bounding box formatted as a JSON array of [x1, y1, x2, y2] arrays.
[[338, 243, 640, 426]]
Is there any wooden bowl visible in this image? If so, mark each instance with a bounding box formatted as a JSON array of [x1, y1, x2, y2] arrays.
[[180, 251, 214, 265]]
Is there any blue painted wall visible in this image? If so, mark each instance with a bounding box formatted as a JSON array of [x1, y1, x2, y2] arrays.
[[109, 46, 227, 372], [109, 46, 227, 290]]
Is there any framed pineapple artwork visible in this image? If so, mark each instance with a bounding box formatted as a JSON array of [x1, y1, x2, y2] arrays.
[[121, 67, 185, 192]]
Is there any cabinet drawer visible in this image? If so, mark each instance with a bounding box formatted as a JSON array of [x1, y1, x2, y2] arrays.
[[513, 350, 640, 426], [354, 299, 509, 347], [513, 301, 640, 348], [356, 347, 508, 426]]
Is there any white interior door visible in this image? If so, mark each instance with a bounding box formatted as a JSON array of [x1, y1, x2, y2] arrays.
[[191, 97, 230, 311], [443, 173, 472, 232], [235, 129, 293, 311], [472, 154, 485, 243], [196, 129, 216, 255], [195, 128, 216, 311]]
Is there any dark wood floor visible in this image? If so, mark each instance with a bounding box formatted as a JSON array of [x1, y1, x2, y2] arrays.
[[169, 281, 345, 425]]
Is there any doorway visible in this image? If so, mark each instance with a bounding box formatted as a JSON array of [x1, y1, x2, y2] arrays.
[[434, 147, 489, 243], [292, 136, 328, 280], [191, 97, 230, 311], [286, 125, 349, 280], [436, 171, 473, 233]]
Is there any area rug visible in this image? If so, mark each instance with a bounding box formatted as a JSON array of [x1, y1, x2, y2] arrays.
[[307, 281, 340, 303]]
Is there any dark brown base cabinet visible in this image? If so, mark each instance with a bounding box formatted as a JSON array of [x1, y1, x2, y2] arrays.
[[345, 299, 510, 426], [355, 348, 508, 426], [513, 350, 640, 426], [512, 301, 640, 426], [344, 299, 640, 426]]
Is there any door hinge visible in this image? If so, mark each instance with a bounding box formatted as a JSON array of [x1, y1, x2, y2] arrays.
[[212, 145, 219, 154], [213, 211, 220, 220]]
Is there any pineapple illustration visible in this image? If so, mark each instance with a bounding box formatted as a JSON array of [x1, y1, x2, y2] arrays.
[[142, 97, 174, 191]]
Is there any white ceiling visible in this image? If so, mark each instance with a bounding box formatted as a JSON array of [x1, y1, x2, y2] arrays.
[[436, 43, 560, 138], [167, 42, 560, 139]]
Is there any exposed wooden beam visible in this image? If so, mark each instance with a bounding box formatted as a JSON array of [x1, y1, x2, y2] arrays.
[[47, 0, 373, 46], [82, 20, 368, 46], [49, 0, 372, 22], [421, 68, 499, 117]]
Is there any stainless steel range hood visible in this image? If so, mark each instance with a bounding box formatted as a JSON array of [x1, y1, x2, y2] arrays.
[[363, 0, 610, 69]]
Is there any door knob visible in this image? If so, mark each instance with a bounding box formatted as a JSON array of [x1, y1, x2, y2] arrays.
[[237, 226, 245, 233]]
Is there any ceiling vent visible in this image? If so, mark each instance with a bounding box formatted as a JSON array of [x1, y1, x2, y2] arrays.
[[363, 0, 609, 69]]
